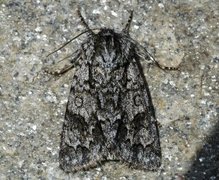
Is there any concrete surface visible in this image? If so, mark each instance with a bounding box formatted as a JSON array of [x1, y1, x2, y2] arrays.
[[0, 0, 218, 179]]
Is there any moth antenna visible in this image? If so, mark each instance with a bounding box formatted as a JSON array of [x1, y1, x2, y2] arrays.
[[123, 10, 133, 34], [77, 9, 94, 34], [46, 30, 92, 57]]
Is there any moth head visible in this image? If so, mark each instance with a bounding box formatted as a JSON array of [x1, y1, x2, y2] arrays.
[[97, 28, 116, 37], [95, 28, 119, 44]]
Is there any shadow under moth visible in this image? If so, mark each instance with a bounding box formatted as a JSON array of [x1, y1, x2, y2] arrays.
[[45, 9, 177, 173]]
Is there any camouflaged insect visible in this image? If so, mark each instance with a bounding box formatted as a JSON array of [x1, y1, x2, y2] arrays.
[[47, 10, 162, 172]]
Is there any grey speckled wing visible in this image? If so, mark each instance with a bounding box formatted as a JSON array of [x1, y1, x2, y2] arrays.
[[117, 58, 161, 170], [53, 10, 161, 172]]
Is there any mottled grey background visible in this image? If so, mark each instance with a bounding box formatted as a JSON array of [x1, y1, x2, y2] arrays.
[[0, 0, 218, 179]]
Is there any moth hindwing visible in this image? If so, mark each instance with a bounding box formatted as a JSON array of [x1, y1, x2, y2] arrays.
[[49, 10, 161, 172]]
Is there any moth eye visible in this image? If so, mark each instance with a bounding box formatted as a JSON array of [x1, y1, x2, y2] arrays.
[[75, 96, 83, 107], [134, 94, 142, 106]]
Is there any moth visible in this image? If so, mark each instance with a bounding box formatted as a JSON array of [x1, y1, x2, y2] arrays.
[[47, 10, 163, 172]]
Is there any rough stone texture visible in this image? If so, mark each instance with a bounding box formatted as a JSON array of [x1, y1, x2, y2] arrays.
[[0, 0, 218, 179]]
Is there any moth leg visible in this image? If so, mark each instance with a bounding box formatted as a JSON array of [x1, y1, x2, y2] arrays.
[[136, 43, 180, 70], [44, 50, 81, 76]]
